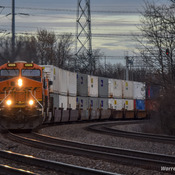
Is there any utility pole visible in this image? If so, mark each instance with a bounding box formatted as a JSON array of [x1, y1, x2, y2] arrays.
[[75, 0, 92, 74], [125, 51, 133, 81], [12, 0, 15, 59], [125, 56, 129, 80], [104, 56, 106, 75]]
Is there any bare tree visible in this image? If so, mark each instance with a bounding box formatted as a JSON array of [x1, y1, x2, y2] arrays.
[[36, 30, 56, 65], [55, 33, 73, 68], [76, 49, 103, 74], [134, 1, 175, 135], [135, 1, 175, 87]]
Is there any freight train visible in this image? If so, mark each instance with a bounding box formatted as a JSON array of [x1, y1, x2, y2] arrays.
[[0, 61, 147, 130]]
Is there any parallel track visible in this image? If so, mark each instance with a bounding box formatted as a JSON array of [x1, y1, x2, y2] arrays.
[[0, 164, 36, 175], [86, 122, 175, 145], [6, 131, 175, 172], [0, 149, 116, 175]]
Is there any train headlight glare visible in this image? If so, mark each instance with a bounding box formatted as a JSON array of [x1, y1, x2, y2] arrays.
[[18, 79, 23, 87], [29, 100, 34, 106], [6, 100, 12, 106]]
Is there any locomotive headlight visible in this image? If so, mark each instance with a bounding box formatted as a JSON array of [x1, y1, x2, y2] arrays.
[[29, 100, 34, 106], [18, 79, 23, 87], [6, 100, 12, 106]]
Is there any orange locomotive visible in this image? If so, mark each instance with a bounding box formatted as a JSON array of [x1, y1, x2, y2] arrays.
[[0, 61, 47, 130]]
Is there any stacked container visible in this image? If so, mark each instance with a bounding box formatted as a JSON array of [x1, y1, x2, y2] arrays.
[[41, 65, 77, 110], [98, 77, 123, 110], [133, 82, 146, 111], [76, 96, 89, 110], [123, 99, 134, 110], [77, 73, 98, 97], [98, 77, 113, 97], [133, 82, 145, 100], [98, 78, 122, 98], [77, 73, 98, 111], [67, 71, 77, 109], [122, 80, 134, 99], [113, 79, 123, 98], [41, 64, 147, 121]]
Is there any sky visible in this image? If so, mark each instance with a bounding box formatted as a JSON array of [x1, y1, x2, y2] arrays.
[[0, 0, 170, 64]]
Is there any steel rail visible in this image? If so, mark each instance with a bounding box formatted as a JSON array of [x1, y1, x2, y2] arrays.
[[0, 149, 117, 175], [0, 164, 36, 175], [86, 123, 175, 144], [31, 132, 175, 163], [6, 132, 175, 171]]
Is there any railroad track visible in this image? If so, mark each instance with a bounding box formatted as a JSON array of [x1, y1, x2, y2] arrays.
[[0, 149, 116, 175], [6, 131, 175, 172], [0, 164, 36, 175], [86, 122, 175, 145]]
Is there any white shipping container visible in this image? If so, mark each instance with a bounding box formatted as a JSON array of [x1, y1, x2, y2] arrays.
[[76, 97, 89, 110], [98, 98, 123, 110], [98, 98, 108, 109], [108, 79, 114, 97], [98, 77, 113, 97], [113, 99, 123, 110], [50, 94, 68, 110], [133, 82, 146, 100], [41, 65, 67, 95], [68, 96, 77, 109], [123, 99, 134, 110], [122, 81, 134, 99], [77, 73, 98, 97], [108, 99, 114, 109], [88, 97, 99, 110], [59, 69, 68, 95], [67, 71, 77, 96], [113, 79, 123, 98], [77, 73, 88, 96], [88, 75, 98, 97], [57, 95, 68, 110]]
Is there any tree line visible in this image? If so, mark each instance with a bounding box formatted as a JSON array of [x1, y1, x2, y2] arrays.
[[0, 29, 146, 81]]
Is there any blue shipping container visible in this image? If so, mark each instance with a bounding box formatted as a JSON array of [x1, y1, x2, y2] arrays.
[[136, 100, 145, 110]]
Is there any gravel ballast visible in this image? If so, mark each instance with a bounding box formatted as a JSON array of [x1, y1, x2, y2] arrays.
[[0, 121, 174, 175]]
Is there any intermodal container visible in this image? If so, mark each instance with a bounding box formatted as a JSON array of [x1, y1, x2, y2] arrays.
[[77, 73, 98, 97], [122, 81, 134, 99], [134, 99, 145, 110], [113, 99, 123, 110], [146, 85, 160, 99], [123, 99, 134, 110], [98, 98, 109, 109], [50, 94, 68, 110], [68, 96, 76, 109], [133, 82, 145, 100], [113, 79, 123, 98], [76, 96, 88, 110], [98, 77, 113, 97], [67, 71, 77, 97], [88, 97, 99, 110], [41, 65, 67, 95]]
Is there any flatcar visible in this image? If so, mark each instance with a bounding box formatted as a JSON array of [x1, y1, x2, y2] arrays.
[[0, 61, 46, 130]]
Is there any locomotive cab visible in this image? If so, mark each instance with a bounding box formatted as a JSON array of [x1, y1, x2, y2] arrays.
[[0, 61, 44, 130]]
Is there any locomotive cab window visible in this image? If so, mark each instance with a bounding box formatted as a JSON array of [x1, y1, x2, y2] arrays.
[[22, 69, 41, 82], [0, 69, 19, 81]]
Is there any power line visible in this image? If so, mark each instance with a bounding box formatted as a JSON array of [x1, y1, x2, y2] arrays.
[[0, 31, 141, 38], [3, 6, 141, 14], [13, 32, 141, 37]]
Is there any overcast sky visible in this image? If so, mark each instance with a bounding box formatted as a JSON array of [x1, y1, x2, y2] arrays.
[[0, 0, 170, 63]]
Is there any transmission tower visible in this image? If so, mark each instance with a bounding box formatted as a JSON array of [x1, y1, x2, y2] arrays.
[[75, 0, 92, 73]]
